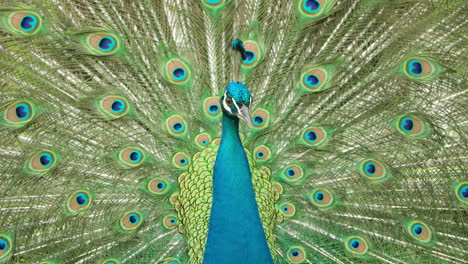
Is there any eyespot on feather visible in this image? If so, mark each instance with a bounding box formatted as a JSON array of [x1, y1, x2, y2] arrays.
[[242, 41, 261, 68], [8, 11, 42, 35], [195, 133, 212, 148], [163, 258, 181, 264], [344, 236, 369, 255], [204, 97, 222, 119], [147, 178, 169, 195], [100, 259, 121, 264], [282, 165, 304, 182], [163, 215, 178, 229], [406, 221, 433, 243], [402, 57, 441, 81], [3, 100, 36, 127], [309, 188, 335, 209], [87, 33, 121, 55], [201, 0, 225, 8], [165, 115, 187, 137], [26, 149, 59, 174], [254, 145, 272, 162], [279, 203, 296, 217], [298, 0, 336, 20], [287, 246, 306, 263], [454, 182, 468, 205], [300, 126, 330, 147], [166, 59, 191, 84], [301, 68, 327, 91], [299, 0, 325, 15], [0, 233, 13, 261], [98, 96, 130, 119], [118, 147, 146, 168], [251, 108, 270, 129], [64, 190, 93, 215], [120, 211, 143, 231], [393, 114, 430, 138], [172, 152, 190, 169], [357, 159, 391, 182]]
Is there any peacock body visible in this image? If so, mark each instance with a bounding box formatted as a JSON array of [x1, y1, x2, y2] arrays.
[[0, 0, 467, 264]]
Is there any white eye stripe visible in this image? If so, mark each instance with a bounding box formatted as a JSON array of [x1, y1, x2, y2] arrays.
[[223, 91, 232, 114], [232, 97, 241, 113]]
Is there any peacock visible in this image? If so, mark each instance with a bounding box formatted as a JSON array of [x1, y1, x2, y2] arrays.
[[0, 0, 466, 263]]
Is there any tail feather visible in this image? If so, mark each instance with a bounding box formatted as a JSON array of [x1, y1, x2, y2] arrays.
[[0, 0, 466, 263]]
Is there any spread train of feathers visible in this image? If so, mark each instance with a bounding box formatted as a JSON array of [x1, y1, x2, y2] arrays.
[[0, 0, 467, 263]]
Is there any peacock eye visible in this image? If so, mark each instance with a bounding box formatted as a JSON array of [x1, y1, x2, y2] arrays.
[[87, 33, 120, 55], [120, 211, 143, 231], [225, 97, 233, 105], [9, 11, 42, 35]]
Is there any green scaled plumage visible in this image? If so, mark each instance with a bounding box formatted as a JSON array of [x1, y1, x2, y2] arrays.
[[0, 0, 467, 263]]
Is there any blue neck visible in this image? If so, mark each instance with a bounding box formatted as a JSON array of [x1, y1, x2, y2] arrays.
[[203, 113, 273, 264]]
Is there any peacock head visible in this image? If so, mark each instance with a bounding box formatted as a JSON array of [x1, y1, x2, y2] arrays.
[[221, 81, 252, 126]]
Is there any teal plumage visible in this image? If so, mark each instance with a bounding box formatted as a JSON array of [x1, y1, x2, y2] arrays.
[[0, 0, 467, 263]]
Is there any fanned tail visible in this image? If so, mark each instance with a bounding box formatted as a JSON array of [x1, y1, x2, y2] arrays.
[[0, 0, 466, 263]]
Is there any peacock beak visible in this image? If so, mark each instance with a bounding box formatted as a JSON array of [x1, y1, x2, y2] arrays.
[[236, 104, 252, 127]]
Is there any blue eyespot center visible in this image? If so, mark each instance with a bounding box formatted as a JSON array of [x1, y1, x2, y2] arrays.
[[0, 238, 8, 251], [20, 15, 38, 32], [253, 116, 264, 125], [99, 37, 116, 52], [15, 103, 30, 120], [202, 140, 208, 145], [172, 68, 187, 80], [76, 194, 87, 206], [243, 51, 256, 64], [315, 191, 324, 202], [305, 74, 320, 88], [400, 117, 414, 132], [282, 206, 289, 212], [306, 131, 317, 142], [173, 122, 184, 132], [157, 182, 165, 190], [39, 153, 53, 167], [111, 100, 125, 114], [129, 151, 142, 163], [291, 249, 300, 257], [460, 186, 468, 198], [412, 224, 423, 236], [209, 104, 219, 114], [257, 152, 264, 158], [0, 239, 8, 251], [206, 0, 222, 4], [129, 214, 139, 224], [304, 0, 321, 13], [180, 158, 187, 165], [408, 60, 423, 76], [364, 162, 376, 175], [350, 239, 360, 249], [286, 169, 295, 177], [170, 218, 176, 223]]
